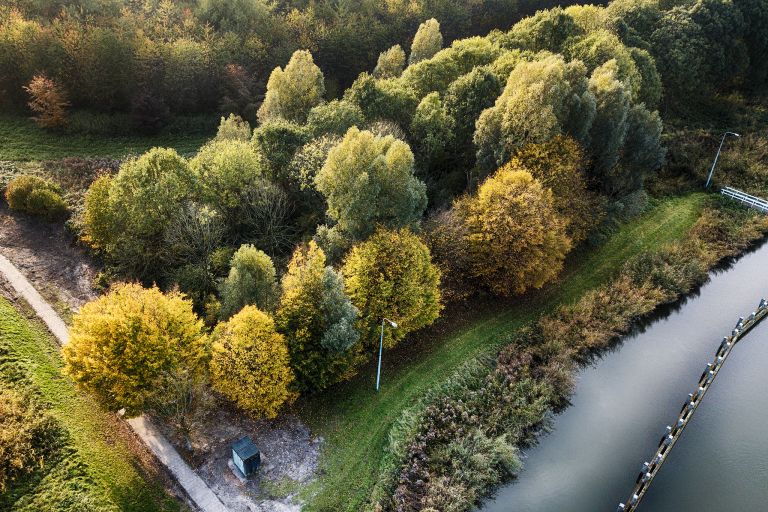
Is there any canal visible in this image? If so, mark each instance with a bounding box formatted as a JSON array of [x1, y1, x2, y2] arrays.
[[481, 239, 768, 512]]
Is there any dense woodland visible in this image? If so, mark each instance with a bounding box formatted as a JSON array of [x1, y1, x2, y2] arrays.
[[2, 0, 768, 509]]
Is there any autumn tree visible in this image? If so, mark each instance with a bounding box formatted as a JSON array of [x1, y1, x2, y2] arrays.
[[210, 305, 296, 418], [24, 74, 69, 129], [258, 50, 325, 124], [474, 55, 595, 175], [454, 168, 571, 296], [409, 18, 443, 65], [510, 136, 600, 243], [276, 241, 361, 392], [63, 284, 208, 417], [219, 244, 278, 319], [82, 148, 198, 279], [342, 228, 442, 349], [374, 44, 406, 78], [315, 127, 427, 241]]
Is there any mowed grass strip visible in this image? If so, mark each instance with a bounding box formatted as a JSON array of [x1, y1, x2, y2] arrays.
[[0, 298, 183, 511], [300, 193, 708, 511], [0, 115, 209, 161]]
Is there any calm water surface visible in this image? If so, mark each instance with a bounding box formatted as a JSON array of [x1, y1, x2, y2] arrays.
[[481, 240, 768, 512]]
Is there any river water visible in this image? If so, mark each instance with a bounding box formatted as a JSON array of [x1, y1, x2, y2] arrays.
[[481, 240, 768, 512]]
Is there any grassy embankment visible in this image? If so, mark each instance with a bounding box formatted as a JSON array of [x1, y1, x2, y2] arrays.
[[0, 298, 183, 511], [0, 115, 210, 161], [300, 193, 708, 511]]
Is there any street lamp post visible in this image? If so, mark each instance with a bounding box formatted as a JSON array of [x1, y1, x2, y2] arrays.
[[376, 318, 398, 392], [705, 131, 740, 189]]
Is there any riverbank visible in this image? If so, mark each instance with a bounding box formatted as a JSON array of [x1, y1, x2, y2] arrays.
[[373, 195, 768, 511]]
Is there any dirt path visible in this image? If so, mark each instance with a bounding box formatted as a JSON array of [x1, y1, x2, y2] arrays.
[[0, 251, 228, 512]]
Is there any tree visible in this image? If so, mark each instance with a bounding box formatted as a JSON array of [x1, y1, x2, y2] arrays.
[[23, 74, 69, 129], [276, 241, 361, 392], [503, 7, 582, 53], [219, 244, 278, 319], [315, 127, 427, 241], [342, 228, 442, 349], [629, 47, 662, 109], [474, 55, 595, 175], [306, 99, 364, 137], [215, 113, 251, 141], [649, 7, 708, 99], [735, 0, 768, 85], [509, 136, 600, 243], [82, 148, 198, 279], [410, 92, 454, 171], [190, 138, 265, 211], [210, 305, 296, 418], [618, 104, 665, 194], [454, 168, 571, 296], [587, 60, 631, 194], [689, 0, 748, 88], [251, 119, 310, 182], [63, 283, 208, 417], [258, 50, 325, 124], [374, 44, 406, 78], [410, 18, 443, 65]]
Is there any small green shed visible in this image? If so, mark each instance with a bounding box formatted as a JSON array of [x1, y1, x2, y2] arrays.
[[232, 436, 261, 477]]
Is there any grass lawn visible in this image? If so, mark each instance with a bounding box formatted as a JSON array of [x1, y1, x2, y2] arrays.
[[299, 193, 708, 511], [0, 115, 210, 161], [0, 297, 183, 511]]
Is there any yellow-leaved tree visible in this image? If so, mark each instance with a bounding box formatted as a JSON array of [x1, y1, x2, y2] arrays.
[[63, 283, 208, 417], [210, 306, 297, 418], [343, 228, 442, 350], [456, 168, 572, 296]]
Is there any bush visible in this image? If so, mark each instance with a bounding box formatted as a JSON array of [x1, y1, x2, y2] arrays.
[[0, 388, 59, 492], [63, 283, 209, 417], [219, 244, 278, 319], [210, 305, 297, 418], [4, 175, 68, 221]]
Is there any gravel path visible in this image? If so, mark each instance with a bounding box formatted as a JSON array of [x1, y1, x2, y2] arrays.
[[0, 253, 228, 512]]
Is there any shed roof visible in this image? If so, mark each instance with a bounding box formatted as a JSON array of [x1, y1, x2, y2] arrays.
[[232, 436, 260, 460]]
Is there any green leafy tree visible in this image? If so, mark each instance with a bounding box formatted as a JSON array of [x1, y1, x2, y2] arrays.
[[306, 99, 364, 137], [315, 127, 427, 241], [618, 104, 665, 194], [219, 244, 278, 319], [689, 0, 748, 88], [735, 0, 768, 85], [566, 30, 642, 101], [344, 72, 420, 128], [276, 241, 361, 392], [343, 228, 441, 349], [251, 119, 310, 182], [629, 47, 662, 108], [409, 18, 443, 65], [63, 283, 208, 417], [82, 148, 198, 279], [215, 113, 251, 141], [410, 92, 454, 171], [650, 7, 708, 99], [454, 168, 571, 296], [474, 55, 595, 174], [190, 139, 265, 211], [503, 7, 582, 53], [210, 305, 297, 418], [374, 44, 406, 78], [258, 50, 325, 124]]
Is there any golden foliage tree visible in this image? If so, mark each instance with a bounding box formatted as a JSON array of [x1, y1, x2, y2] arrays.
[[63, 283, 208, 417], [509, 135, 602, 243], [23, 74, 70, 129], [258, 49, 325, 124], [210, 305, 297, 418], [456, 168, 572, 296], [342, 228, 442, 349], [276, 241, 361, 392]]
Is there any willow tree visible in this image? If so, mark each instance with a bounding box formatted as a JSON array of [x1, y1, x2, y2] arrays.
[[258, 50, 325, 124]]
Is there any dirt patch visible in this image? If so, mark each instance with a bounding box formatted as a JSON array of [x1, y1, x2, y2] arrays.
[[157, 401, 321, 512], [0, 203, 98, 320]]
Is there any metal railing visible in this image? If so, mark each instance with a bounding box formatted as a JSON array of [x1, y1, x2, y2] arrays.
[[617, 298, 768, 512], [720, 187, 768, 213]]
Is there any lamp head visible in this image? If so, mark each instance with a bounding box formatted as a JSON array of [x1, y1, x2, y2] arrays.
[[386, 319, 398, 328]]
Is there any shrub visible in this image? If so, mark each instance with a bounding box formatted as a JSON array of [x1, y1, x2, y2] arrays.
[[0, 388, 59, 492], [215, 113, 251, 141], [4, 175, 67, 221], [342, 228, 442, 349], [219, 244, 278, 319], [63, 283, 208, 417], [23, 75, 69, 129], [276, 241, 362, 392], [210, 305, 297, 418]]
